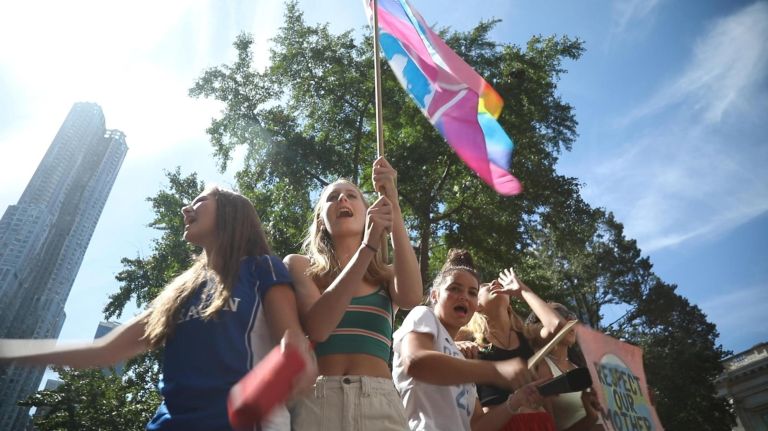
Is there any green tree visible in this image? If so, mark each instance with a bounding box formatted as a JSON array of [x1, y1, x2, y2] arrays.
[[20, 363, 160, 431], [613, 280, 734, 430], [516, 198, 734, 428], [189, 2, 585, 283], [189, 2, 733, 428], [104, 168, 204, 318], [519, 204, 655, 327], [24, 2, 734, 429]]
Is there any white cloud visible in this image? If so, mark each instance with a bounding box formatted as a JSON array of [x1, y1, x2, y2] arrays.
[[611, 0, 663, 35], [621, 1, 768, 125], [699, 284, 768, 352], [583, 121, 768, 252], [580, 2, 768, 253], [604, 0, 664, 49]]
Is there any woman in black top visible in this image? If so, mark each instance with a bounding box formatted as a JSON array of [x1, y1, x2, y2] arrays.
[[457, 267, 565, 430]]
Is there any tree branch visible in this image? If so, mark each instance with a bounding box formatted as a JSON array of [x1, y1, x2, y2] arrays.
[[432, 199, 467, 223], [303, 167, 329, 187], [431, 157, 455, 201], [352, 101, 371, 184], [604, 306, 637, 331]]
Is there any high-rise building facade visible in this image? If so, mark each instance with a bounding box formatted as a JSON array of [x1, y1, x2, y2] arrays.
[[0, 102, 128, 430], [716, 342, 768, 431], [94, 321, 124, 375]]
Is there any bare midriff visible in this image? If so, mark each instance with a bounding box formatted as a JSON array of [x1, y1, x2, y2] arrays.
[[317, 353, 392, 378]]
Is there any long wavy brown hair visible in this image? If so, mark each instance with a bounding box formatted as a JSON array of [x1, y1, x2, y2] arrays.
[[301, 179, 389, 289], [143, 186, 271, 349]]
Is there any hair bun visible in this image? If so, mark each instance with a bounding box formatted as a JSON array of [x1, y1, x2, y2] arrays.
[[443, 248, 475, 272], [429, 248, 479, 301]]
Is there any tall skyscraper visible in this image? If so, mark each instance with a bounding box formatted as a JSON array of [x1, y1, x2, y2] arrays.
[[94, 321, 124, 375], [0, 102, 128, 430]]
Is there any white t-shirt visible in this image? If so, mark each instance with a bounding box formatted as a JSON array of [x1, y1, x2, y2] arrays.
[[543, 356, 603, 430], [392, 306, 477, 431]]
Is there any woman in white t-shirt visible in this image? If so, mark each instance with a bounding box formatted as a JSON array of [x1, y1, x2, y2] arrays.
[[392, 249, 543, 431]]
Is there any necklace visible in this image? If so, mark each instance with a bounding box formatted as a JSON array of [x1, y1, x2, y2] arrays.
[[487, 323, 519, 350], [547, 352, 573, 372], [487, 330, 511, 349], [547, 352, 566, 361]]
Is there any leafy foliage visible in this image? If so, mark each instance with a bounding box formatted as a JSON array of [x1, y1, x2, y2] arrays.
[[189, 2, 586, 288], [187, 2, 732, 427], [21, 355, 161, 431], [25, 2, 733, 429], [104, 168, 204, 319], [613, 280, 735, 430]]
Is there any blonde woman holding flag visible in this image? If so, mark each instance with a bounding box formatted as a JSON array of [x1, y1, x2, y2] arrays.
[[285, 157, 422, 430]]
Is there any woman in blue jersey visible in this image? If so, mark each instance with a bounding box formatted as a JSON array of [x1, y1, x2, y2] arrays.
[[392, 249, 544, 431], [285, 156, 422, 430], [0, 186, 311, 431]]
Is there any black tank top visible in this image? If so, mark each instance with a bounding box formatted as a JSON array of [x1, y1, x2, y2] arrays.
[[476, 331, 534, 406]]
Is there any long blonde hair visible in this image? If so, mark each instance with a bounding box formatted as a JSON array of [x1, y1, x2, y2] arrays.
[[463, 283, 534, 345], [143, 186, 271, 349], [301, 179, 389, 288]]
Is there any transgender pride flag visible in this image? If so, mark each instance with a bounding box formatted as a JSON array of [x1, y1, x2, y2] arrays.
[[365, 0, 522, 195]]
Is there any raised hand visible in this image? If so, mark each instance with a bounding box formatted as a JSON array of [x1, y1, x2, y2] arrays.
[[371, 156, 398, 202], [497, 267, 528, 298], [363, 195, 393, 245]]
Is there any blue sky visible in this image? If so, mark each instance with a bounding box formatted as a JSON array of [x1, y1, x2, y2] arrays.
[[0, 0, 765, 389]]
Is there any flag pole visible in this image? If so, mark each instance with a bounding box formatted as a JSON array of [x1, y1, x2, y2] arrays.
[[372, 0, 385, 159], [371, 0, 389, 262]]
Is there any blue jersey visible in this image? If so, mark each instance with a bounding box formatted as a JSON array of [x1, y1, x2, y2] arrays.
[[147, 255, 292, 431]]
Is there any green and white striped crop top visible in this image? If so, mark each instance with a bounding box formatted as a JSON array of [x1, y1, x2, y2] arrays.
[[314, 287, 394, 362]]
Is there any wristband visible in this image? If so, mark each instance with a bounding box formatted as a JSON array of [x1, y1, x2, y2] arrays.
[[361, 242, 378, 253]]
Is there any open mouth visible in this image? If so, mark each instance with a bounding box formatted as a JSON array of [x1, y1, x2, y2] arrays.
[[454, 304, 469, 317], [488, 281, 503, 294], [337, 207, 354, 218]]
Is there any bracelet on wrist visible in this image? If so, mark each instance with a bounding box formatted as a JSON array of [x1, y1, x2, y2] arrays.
[[361, 242, 378, 253]]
